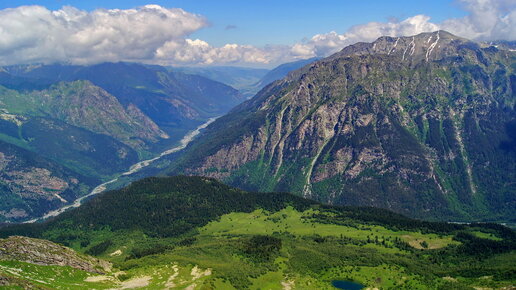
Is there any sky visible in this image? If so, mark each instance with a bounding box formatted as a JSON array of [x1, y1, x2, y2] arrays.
[[0, 0, 514, 67]]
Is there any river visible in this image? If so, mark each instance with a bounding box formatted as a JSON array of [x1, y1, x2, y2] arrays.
[[24, 117, 217, 224]]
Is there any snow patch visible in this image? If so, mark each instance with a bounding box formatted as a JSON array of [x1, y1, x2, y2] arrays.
[[388, 37, 400, 55], [409, 36, 416, 56], [402, 36, 415, 60], [426, 31, 440, 62]]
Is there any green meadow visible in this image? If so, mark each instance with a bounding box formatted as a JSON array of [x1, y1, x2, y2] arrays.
[[1, 177, 514, 289]]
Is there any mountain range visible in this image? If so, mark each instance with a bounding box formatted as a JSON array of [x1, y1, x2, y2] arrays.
[[163, 31, 516, 222], [1, 62, 244, 136], [175, 58, 320, 98], [173, 66, 269, 97], [253, 57, 320, 90], [0, 62, 245, 222], [0, 30, 515, 289]]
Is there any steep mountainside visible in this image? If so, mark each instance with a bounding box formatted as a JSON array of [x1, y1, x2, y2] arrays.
[[0, 84, 141, 178], [165, 31, 516, 221], [1, 62, 245, 135], [0, 81, 168, 149], [0, 140, 96, 222], [0, 85, 141, 221], [0, 117, 137, 222], [1, 176, 514, 289], [0, 62, 244, 223]]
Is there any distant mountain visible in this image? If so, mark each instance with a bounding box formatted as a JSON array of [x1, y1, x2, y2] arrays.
[[175, 61, 321, 99], [0, 79, 151, 221], [164, 31, 516, 222], [0, 106, 140, 222], [1, 62, 245, 136], [484, 40, 516, 51], [254, 57, 319, 89], [173, 66, 269, 91], [0, 140, 96, 222], [1, 176, 514, 289], [0, 81, 167, 149], [0, 62, 245, 222]]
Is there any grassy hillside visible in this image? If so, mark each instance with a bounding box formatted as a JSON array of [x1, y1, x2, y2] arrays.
[[0, 62, 249, 224], [1, 176, 514, 289], [1, 62, 245, 134]]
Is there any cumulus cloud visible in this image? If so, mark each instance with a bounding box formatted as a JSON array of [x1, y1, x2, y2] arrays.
[[441, 0, 516, 41], [0, 1, 514, 66], [290, 0, 516, 59], [155, 38, 289, 65], [288, 15, 440, 59], [0, 5, 207, 65]]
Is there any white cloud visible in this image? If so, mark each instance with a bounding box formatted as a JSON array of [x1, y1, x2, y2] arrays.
[[441, 0, 516, 41], [155, 39, 276, 65], [290, 0, 516, 59], [0, 5, 207, 65], [288, 15, 440, 59], [0, 1, 514, 66]]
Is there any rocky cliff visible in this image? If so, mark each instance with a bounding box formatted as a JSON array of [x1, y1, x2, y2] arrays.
[[0, 140, 96, 222], [0, 236, 110, 274], [167, 31, 516, 221]]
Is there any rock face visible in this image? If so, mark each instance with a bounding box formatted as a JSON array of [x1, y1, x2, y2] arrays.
[[0, 236, 110, 274], [168, 31, 516, 221], [0, 140, 95, 222]]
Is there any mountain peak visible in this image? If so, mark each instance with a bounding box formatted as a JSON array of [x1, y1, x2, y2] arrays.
[[165, 30, 515, 221], [333, 30, 476, 63]]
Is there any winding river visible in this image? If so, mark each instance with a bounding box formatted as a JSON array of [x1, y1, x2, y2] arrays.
[[24, 117, 217, 224]]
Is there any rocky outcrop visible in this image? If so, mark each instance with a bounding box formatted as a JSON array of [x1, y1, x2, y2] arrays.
[[0, 140, 95, 223], [0, 236, 111, 274], [168, 31, 516, 221]]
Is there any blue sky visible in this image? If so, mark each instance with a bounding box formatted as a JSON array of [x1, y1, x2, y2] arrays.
[[0, 0, 513, 66], [0, 0, 466, 46]]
